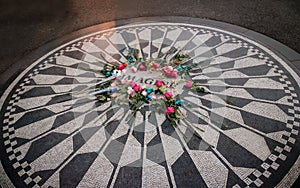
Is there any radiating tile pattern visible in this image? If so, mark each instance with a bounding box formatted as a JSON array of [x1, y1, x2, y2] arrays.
[[1, 23, 300, 188]]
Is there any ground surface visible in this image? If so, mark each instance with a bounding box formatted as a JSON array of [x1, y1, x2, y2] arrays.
[[1, 1, 300, 188], [0, 18, 300, 188], [0, 0, 300, 75]]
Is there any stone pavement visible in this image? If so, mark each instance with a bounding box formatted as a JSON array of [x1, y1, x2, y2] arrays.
[[0, 17, 300, 187], [1, 0, 300, 76]]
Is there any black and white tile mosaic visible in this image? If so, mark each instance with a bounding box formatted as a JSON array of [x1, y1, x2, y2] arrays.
[[0, 22, 300, 187]]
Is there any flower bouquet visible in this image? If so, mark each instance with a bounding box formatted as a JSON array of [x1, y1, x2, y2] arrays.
[[69, 47, 218, 139]]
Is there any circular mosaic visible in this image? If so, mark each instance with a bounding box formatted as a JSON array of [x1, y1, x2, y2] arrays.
[[1, 21, 300, 188]]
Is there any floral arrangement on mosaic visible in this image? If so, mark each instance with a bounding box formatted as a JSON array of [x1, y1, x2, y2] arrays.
[[73, 47, 213, 134]]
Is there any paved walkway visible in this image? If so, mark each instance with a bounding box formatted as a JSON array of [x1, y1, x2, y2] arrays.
[[0, 17, 300, 187], [1, 0, 300, 76]]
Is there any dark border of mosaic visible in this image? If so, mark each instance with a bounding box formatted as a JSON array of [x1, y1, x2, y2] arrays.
[[1, 17, 300, 187]]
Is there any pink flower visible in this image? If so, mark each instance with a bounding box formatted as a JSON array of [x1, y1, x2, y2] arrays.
[[185, 81, 193, 88], [111, 82, 116, 87], [164, 92, 173, 99], [131, 82, 137, 88], [142, 90, 147, 96], [131, 67, 137, 73], [165, 72, 172, 77], [161, 66, 173, 74], [153, 63, 160, 69], [170, 70, 178, 78], [133, 85, 141, 92], [121, 79, 127, 84], [118, 64, 126, 70], [161, 66, 178, 77], [155, 80, 164, 87], [139, 65, 147, 71], [165, 106, 175, 115]]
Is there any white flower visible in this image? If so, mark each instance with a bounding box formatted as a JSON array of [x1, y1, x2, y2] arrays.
[[112, 70, 122, 77], [127, 87, 134, 95], [142, 90, 147, 96]]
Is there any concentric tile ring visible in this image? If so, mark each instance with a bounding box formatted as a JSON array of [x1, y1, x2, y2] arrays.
[[1, 18, 300, 188]]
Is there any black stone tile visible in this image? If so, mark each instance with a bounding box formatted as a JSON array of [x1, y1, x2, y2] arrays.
[[14, 108, 55, 129], [186, 131, 209, 151], [114, 165, 142, 188], [161, 120, 180, 140], [224, 95, 252, 108], [222, 47, 248, 58], [83, 111, 101, 125], [241, 110, 286, 133], [172, 151, 207, 187], [72, 133, 85, 152], [176, 30, 193, 41], [223, 78, 249, 85], [59, 152, 98, 188], [93, 39, 109, 49], [120, 31, 136, 44], [24, 165, 31, 172], [219, 60, 235, 69], [132, 123, 145, 145], [54, 78, 81, 84], [217, 133, 262, 168], [151, 28, 164, 41], [46, 94, 73, 105], [147, 112, 157, 126], [24, 132, 68, 163], [147, 134, 166, 164], [245, 88, 286, 101], [105, 120, 120, 138], [150, 43, 159, 55], [103, 139, 126, 165], [35, 169, 55, 186], [52, 112, 77, 129], [239, 64, 271, 76], [81, 126, 100, 140], [11, 105, 25, 114], [21, 87, 55, 98], [265, 137, 285, 151], [63, 50, 85, 61], [39, 67, 66, 76], [204, 36, 221, 47], [116, 134, 129, 145], [28, 181, 35, 187], [226, 170, 246, 187]]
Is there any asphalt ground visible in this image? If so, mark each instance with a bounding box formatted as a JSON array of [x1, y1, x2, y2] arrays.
[[0, 0, 300, 75]]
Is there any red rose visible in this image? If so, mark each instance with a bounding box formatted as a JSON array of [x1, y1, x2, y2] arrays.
[[164, 92, 173, 99], [155, 80, 164, 87], [118, 64, 126, 70], [133, 85, 141, 92], [131, 81, 137, 88], [165, 106, 175, 115]]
